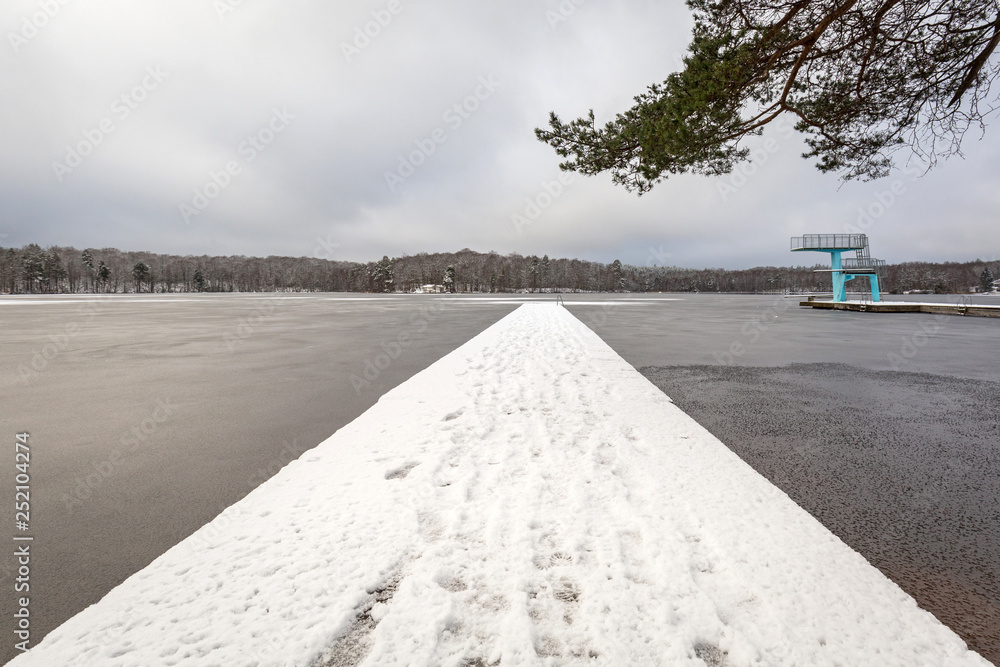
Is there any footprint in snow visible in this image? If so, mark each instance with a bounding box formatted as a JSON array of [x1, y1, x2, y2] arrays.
[[311, 573, 403, 667], [417, 511, 444, 542], [534, 551, 573, 571], [534, 634, 563, 658], [694, 642, 731, 667], [553, 577, 580, 604], [384, 462, 419, 480]]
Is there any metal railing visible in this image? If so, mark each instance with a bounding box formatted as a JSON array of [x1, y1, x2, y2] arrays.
[[790, 234, 868, 251], [841, 258, 886, 275]]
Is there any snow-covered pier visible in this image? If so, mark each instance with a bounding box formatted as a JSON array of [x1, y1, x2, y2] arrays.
[[11, 305, 990, 666]]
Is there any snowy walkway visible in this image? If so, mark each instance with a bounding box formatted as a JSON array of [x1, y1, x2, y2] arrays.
[[12, 305, 990, 666]]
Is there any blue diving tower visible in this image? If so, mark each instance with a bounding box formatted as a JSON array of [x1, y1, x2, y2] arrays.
[[791, 234, 886, 302]]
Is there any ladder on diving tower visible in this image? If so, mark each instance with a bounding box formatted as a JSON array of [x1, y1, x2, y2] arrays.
[[790, 234, 886, 303]]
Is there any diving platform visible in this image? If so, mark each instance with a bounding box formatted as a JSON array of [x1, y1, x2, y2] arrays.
[[791, 234, 886, 302]]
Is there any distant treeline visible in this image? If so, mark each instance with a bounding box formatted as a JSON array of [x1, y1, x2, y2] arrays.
[[1, 244, 997, 295]]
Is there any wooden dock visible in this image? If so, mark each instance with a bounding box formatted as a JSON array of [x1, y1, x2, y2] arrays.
[[800, 299, 1000, 317]]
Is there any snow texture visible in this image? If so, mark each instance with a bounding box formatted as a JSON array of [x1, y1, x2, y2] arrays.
[[10, 304, 991, 666]]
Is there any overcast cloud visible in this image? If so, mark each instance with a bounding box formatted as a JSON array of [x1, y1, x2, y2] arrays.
[[2, 0, 998, 269]]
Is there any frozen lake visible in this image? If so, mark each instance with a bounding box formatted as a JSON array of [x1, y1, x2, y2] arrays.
[[1, 292, 998, 664]]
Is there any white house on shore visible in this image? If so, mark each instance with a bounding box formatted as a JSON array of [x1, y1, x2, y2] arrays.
[[413, 284, 445, 294]]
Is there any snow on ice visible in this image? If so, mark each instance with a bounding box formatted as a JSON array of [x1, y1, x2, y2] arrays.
[[10, 304, 991, 666]]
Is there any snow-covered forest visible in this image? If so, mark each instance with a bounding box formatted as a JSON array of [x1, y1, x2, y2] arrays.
[[2, 244, 997, 295]]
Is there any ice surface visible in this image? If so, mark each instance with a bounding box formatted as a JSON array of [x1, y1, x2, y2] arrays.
[[10, 305, 991, 666]]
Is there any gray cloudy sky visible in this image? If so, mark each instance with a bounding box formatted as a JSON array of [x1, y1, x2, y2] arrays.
[[2, 0, 998, 269]]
